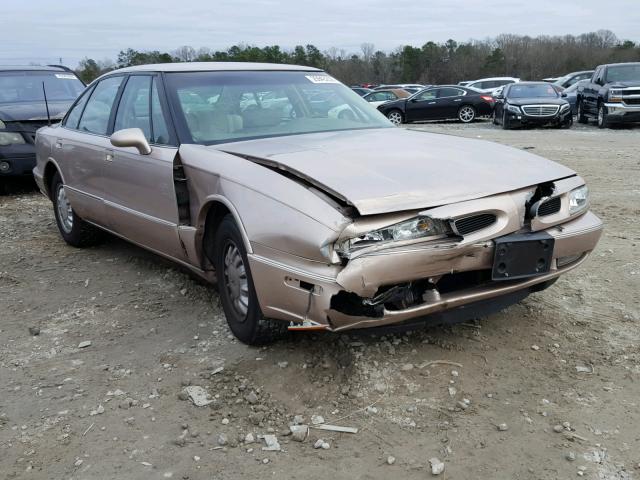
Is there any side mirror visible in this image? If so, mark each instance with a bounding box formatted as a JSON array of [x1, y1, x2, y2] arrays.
[[561, 92, 568, 98], [110, 128, 152, 155]]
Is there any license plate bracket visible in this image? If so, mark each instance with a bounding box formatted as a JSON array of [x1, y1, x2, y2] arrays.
[[492, 232, 555, 281]]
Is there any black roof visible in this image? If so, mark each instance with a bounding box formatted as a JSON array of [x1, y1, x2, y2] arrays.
[[0, 65, 74, 73]]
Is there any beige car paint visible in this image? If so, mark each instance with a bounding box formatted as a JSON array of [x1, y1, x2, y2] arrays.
[[33, 63, 603, 333]]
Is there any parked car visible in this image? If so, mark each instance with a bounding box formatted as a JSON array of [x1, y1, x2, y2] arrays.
[[466, 77, 520, 94], [374, 84, 424, 91], [0, 66, 84, 187], [542, 77, 560, 83], [493, 82, 572, 129], [576, 62, 640, 128], [34, 62, 602, 344], [563, 80, 589, 115], [457, 81, 473, 86], [378, 86, 495, 125], [553, 71, 594, 90], [362, 88, 411, 107], [351, 87, 373, 96]]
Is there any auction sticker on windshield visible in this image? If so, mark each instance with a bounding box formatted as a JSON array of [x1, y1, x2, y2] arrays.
[[305, 74, 340, 84], [55, 74, 78, 80]]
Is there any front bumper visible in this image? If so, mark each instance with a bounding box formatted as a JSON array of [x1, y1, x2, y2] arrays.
[[604, 103, 640, 123], [248, 210, 603, 332], [0, 144, 36, 177], [506, 108, 572, 126]]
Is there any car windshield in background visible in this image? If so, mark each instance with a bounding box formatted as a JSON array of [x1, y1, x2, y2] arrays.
[[164, 71, 391, 145], [508, 84, 559, 99], [605, 64, 640, 83], [0, 71, 84, 103]]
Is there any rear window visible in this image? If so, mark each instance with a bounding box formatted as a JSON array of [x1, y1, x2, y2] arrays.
[[0, 70, 84, 103]]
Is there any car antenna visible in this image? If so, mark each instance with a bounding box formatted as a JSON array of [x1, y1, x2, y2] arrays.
[[42, 81, 51, 126]]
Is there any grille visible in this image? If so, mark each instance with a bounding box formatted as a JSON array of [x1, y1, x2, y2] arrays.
[[623, 89, 640, 96], [453, 213, 497, 236], [624, 98, 640, 105], [537, 197, 561, 216], [521, 105, 560, 116]]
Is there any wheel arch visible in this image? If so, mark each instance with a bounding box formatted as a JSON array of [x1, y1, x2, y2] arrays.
[[199, 195, 253, 267], [43, 159, 65, 199]]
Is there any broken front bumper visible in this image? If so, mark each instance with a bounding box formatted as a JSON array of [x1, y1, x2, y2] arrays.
[[248, 210, 603, 332]]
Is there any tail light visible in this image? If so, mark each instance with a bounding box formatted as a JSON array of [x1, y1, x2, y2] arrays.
[[481, 95, 494, 102]]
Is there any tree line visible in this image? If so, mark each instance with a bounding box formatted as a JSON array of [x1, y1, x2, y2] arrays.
[[75, 30, 639, 85]]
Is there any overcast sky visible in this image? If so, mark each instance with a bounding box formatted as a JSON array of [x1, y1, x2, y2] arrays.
[[2, 0, 639, 68]]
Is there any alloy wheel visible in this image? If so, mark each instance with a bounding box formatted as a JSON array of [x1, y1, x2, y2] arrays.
[[56, 185, 74, 234], [458, 106, 475, 123], [223, 241, 249, 319], [387, 111, 403, 126]]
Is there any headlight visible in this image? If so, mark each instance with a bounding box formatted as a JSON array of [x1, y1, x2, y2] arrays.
[[569, 185, 589, 215], [0, 132, 26, 146], [0, 119, 5, 129], [560, 103, 571, 112], [609, 89, 623, 103], [506, 104, 521, 114], [339, 216, 450, 254]]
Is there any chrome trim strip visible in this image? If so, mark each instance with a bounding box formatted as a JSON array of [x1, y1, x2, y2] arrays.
[[249, 254, 337, 283], [103, 199, 176, 227]]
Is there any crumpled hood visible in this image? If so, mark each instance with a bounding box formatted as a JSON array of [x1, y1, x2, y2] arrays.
[[0, 101, 72, 122], [212, 128, 575, 215]]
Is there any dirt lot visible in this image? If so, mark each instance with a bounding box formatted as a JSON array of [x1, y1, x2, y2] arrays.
[[1, 121, 639, 480]]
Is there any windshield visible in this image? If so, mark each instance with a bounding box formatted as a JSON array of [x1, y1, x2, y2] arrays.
[[0, 71, 84, 104], [164, 71, 391, 145], [605, 64, 640, 83], [508, 84, 559, 99]]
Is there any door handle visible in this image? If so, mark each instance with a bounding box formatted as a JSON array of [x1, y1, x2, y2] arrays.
[[454, 99, 462, 102], [55, 140, 63, 149], [428, 102, 436, 105], [105, 150, 114, 162]]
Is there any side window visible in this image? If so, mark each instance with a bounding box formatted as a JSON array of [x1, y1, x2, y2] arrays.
[[438, 87, 464, 98], [114, 75, 171, 145], [417, 89, 438, 101], [78, 76, 124, 135], [151, 77, 170, 145], [114, 76, 152, 140], [64, 86, 93, 129]]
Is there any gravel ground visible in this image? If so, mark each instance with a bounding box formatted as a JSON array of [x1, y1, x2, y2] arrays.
[[1, 120, 639, 480]]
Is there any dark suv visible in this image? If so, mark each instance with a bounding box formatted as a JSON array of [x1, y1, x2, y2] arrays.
[[576, 62, 640, 128], [0, 66, 84, 187]]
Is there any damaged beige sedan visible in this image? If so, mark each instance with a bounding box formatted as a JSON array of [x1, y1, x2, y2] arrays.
[[34, 63, 603, 344]]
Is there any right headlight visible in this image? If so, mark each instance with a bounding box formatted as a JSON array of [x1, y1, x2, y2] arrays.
[[506, 104, 521, 114], [569, 185, 589, 215], [0, 132, 26, 146], [609, 89, 623, 103], [0, 119, 6, 129]]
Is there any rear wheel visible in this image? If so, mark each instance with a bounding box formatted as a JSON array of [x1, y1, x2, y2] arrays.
[[51, 172, 102, 247], [457, 105, 476, 123], [214, 215, 287, 345], [386, 110, 404, 126], [576, 100, 588, 124]]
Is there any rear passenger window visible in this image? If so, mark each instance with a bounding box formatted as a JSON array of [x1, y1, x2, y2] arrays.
[[64, 86, 93, 129], [438, 88, 464, 98], [78, 76, 123, 135]]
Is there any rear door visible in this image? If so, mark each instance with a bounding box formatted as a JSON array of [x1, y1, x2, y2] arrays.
[[582, 68, 601, 114], [59, 75, 125, 225], [435, 87, 467, 118], [103, 74, 185, 260], [405, 88, 439, 121]]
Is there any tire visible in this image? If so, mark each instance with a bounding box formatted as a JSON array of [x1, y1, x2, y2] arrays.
[[597, 103, 610, 129], [213, 215, 287, 345], [502, 111, 511, 130], [51, 172, 103, 247], [457, 105, 476, 123], [560, 115, 573, 129], [386, 110, 404, 126], [576, 100, 588, 124], [492, 110, 499, 125]]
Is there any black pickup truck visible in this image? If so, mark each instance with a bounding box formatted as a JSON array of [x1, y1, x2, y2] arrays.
[[576, 62, 640, 128]]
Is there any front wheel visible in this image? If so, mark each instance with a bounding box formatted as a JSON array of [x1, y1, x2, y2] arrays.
[[213, 215, 287, 345], [576, 100, 588, 124], [597, 104, 610, 129], [458, 105, 476, 123], [502, 111, 512, 130], [51, 172, 102, 247], [386, 110, 404, 126]]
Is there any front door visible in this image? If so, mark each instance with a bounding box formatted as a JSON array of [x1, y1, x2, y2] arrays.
[[405, 88, 439, 122], [102, 74, 185, 261]]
